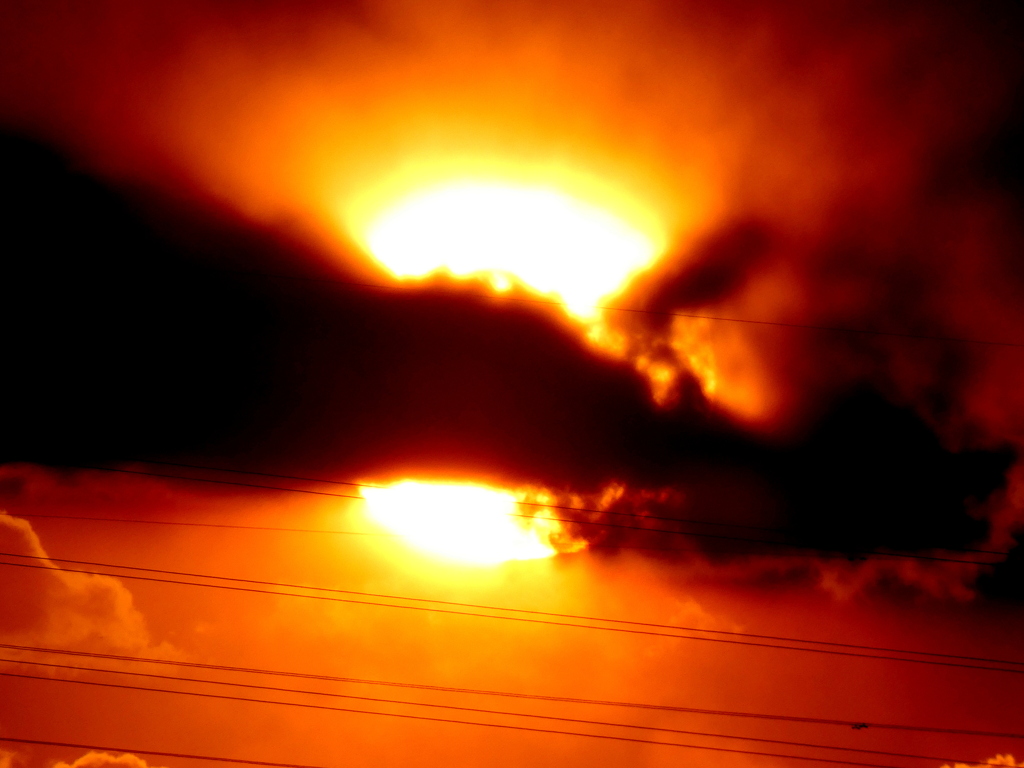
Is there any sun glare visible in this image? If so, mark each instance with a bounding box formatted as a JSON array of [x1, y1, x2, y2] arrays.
[[361, 181, 662, 318], [361, 481, 560, 565]]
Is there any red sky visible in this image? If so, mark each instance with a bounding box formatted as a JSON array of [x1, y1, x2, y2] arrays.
[[1, 1, 1024, 767]]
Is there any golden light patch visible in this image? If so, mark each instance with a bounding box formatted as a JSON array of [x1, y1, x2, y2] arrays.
[[360, 181, 663, 318], [360, 480, 561, 565]]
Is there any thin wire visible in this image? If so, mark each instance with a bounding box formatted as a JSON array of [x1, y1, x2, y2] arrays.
[[1, 557, 1022, 675], [11, 512, 396, 537], [4, 550, 1023, 666], [0, 673, 948, 768], [57, 464, 1011, 566], [2, 656, 983, 765], [6, 643, 1019, 740], [230, 267, 1024, 349], [4, 549, 1023, 667]]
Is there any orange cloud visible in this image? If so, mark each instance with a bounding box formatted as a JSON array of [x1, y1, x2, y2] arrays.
[[54, 753, 167, 768], [943, 755, 1023, 768], [0, 512, 168, 655]]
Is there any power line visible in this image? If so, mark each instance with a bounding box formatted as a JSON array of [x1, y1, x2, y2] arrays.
[[6, 643, 1019, 741], [4, 548, 1019, 667], [1, 657, 983, 765], [229, 267, 1024, 349], [11, 512, 395, 538], [54, 464, 1011, 566], [0, 672, 962, 768], [1, 555, 1022, 674], [6, 549, 1024, 666], [70, 465, 364, 502]]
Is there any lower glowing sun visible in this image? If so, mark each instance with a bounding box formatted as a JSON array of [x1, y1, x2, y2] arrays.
[[360, 481, 564, 565]]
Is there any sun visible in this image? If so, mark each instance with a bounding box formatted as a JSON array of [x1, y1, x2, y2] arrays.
[[360, 480, 563, 565], [359, 180, 663, 318]]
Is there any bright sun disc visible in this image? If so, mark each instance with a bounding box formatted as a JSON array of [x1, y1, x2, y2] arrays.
[[361, 481, 558, 565], [362, 182, 661, 318]]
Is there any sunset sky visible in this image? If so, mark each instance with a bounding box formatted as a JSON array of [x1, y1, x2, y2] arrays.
[[1, 1, 1024, 768]]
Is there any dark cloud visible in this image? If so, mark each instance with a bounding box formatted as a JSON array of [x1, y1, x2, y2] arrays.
[[630, 222, 774, 315], [2, 0, 1024, 601], [0, 132, 270, 463], [0, 130, 1017, 597], [777, 390, 1011, 554]]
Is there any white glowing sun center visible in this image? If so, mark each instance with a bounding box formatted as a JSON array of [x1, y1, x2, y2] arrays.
[[361, 481, 557, 565], [363, 182, 660, 317]]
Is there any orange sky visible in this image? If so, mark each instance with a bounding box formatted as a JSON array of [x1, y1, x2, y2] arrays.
[[2, 1, 1024, 768], [1, 465, 1023, 768]]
